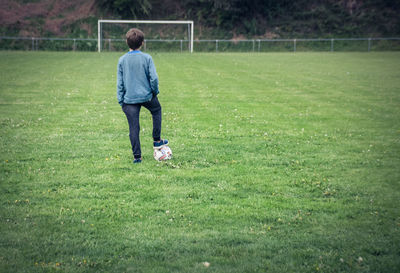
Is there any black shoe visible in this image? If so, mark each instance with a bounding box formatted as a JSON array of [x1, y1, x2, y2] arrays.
[[133, 158, 142, 164], [153, 139, 169, 150]]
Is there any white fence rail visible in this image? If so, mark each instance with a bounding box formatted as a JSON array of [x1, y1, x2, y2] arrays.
[[1, 36, 399, 52]]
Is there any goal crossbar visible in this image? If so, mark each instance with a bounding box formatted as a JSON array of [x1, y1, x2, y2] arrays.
[[98, 19, 194, 53]]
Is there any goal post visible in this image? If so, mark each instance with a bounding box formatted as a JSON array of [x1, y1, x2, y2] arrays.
[[97, 19, 194, 53]]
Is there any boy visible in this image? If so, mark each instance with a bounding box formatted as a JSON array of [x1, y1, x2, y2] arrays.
[[117, 28, 168, 163]]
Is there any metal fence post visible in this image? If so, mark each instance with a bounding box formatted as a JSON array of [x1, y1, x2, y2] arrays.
[[180, 40, 183, 52], [108, 39, 111, 51], [294, 39, 296, 52], [368, 38, 371, 52], [73, 39, 76, 51], [252, 40, 255, 52], [216, 40, 218, 52], [331, 38, 334, 52], [258, 39, 260, 52], [32, 37, 34, 51]]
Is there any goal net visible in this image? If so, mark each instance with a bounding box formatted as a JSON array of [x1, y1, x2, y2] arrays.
[[97, 20, 194, 53]]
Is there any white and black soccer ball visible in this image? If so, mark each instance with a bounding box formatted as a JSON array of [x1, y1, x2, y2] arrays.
[[153, 146, 172, 161]]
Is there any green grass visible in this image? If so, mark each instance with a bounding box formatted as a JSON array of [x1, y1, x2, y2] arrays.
[[0, 51, 399, 272]]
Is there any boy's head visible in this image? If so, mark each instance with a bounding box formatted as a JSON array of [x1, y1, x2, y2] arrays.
[[126, 28, 144, 50]]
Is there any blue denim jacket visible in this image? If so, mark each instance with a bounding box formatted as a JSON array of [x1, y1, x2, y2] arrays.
[[117, 51, 159, 106]]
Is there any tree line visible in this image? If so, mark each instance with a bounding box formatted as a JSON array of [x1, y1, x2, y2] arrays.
[[96, 0, 400, 37]]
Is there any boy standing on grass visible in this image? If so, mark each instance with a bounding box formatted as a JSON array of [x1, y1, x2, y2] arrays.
[[117, 28, 168, 163]]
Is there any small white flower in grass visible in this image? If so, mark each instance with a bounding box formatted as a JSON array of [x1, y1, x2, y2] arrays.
[[166, 210, 170, 214], [340, 258, 344, 263], [202, 262, 210, 267], [357, 257, 363, 263]]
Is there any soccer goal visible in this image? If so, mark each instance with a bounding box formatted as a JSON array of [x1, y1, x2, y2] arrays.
[[97, 20, 194, 53]]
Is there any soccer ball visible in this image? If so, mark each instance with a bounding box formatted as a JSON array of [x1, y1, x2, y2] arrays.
[[153, 145, 172, 161]]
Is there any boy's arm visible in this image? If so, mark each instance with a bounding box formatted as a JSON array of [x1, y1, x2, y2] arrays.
[[148, 57, 159, 95], [116, 60, 125, 106]]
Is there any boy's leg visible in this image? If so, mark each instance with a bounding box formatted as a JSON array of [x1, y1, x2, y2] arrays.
[[143, 95, 162, 141], [122, 104, 142, 159]]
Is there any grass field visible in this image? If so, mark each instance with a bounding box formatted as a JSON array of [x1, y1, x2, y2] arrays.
[[0, 51, 399, 272]]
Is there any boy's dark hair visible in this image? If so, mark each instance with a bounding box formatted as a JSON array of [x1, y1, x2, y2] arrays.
[[126, 28, 144, 50]]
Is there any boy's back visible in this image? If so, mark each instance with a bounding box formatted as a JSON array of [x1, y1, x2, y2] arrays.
[[117, 51, 159, 105]]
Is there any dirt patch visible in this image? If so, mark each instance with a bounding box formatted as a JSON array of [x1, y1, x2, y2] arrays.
[[0, 0, 97, 36]]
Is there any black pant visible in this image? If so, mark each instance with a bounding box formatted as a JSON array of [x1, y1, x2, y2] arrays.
[[122, 95, 162, 159]]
